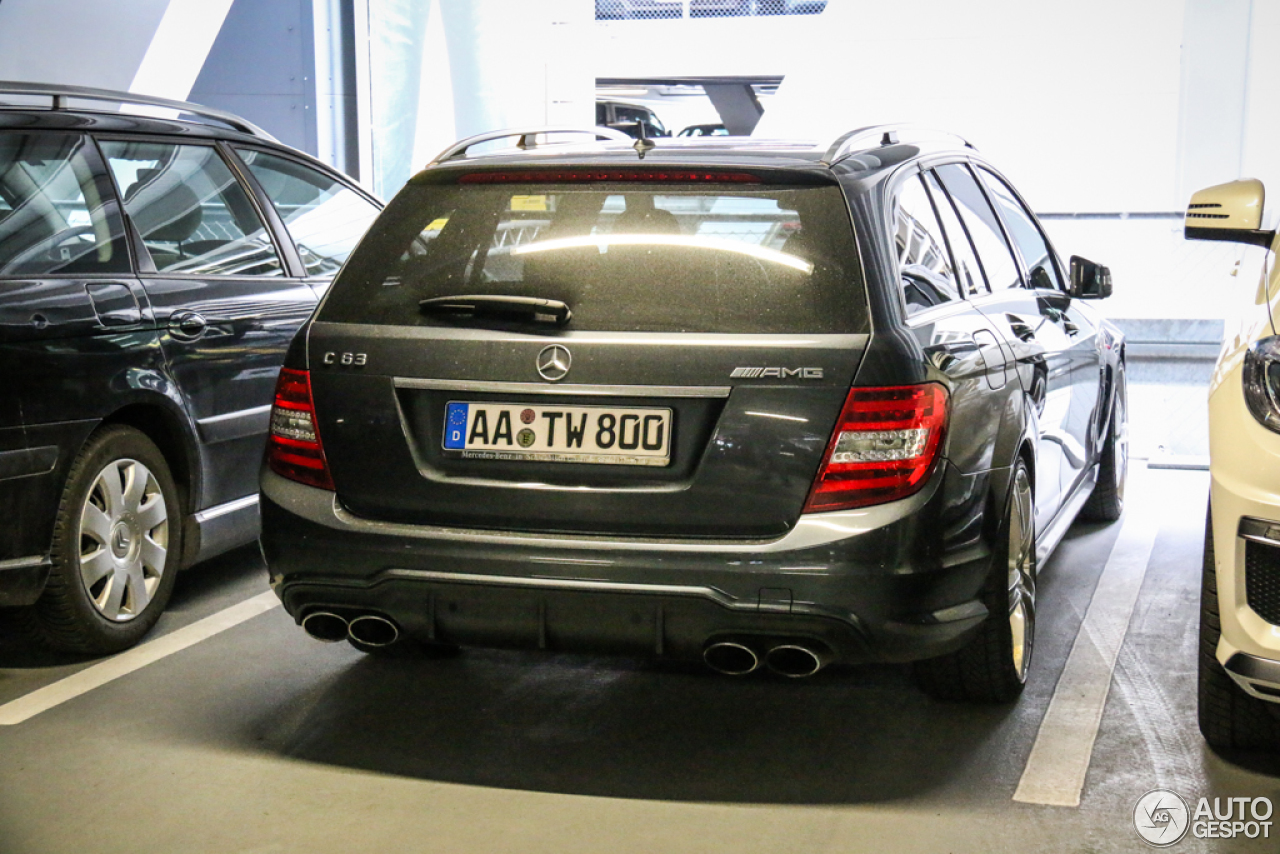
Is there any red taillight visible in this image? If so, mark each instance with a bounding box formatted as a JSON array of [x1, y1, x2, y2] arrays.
[[458, 170, 760, 184], [803, 383, 949, 513], [266, 368, 334, 491]]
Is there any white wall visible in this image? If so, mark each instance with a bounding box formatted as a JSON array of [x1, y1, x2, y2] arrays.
[[363, 0, 594, 198], [0, 0, 170, 91]]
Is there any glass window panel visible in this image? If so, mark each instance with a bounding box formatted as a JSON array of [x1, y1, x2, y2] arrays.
[[894, 174, 961, 315], [101, 141, 282, 277], [935, 163, 1023, 292], [321, 183, 867, 334], [0, 132, 130, 276], [235, 148, 381, 277], [975, 166, 1062, 291], [922, 170, 987, 297]]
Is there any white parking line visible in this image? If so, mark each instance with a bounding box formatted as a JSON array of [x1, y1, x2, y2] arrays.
[[0, 591, 280, 726], [1013, 467, 1160, 807]]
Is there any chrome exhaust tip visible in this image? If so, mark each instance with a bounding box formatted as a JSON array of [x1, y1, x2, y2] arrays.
[[703, 641, 760, 676], [764, 644, 829, 678], [347, 614, 400, 648], [301, 611, 349, 643]]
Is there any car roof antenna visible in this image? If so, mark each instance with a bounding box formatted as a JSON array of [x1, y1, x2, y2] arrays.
[[634, 124, 655, 160]]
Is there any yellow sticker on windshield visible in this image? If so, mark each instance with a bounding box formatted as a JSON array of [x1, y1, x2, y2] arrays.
[[424, 217, 449, 232], [511, 195, 548, 212]]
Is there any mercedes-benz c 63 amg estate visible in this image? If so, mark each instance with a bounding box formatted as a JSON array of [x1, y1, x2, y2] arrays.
[[260, 125, 1127, 702]]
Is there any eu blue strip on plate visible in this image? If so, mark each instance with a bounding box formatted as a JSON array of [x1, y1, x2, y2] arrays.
[[444, 402, 469, 449]]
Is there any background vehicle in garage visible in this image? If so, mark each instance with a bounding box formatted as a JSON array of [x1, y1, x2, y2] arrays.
[[1186, 178, 1280, 750], [0, 82, 381, 654], [261, 125, 1126, 703], [595, 99, 671, 138]]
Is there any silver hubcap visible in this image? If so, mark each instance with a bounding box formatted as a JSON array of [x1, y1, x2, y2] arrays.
[[1008, 467, 1035, 681], [77, 458, 169, 622]]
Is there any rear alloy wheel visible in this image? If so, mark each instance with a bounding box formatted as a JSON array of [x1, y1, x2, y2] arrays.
[[1198, 506, 1280, 750], [20, 426, 182, 654], [915, 460, 1036, 703], [1081, 368, 1127, 522]]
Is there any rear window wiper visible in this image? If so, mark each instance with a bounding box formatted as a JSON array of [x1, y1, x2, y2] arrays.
[[419, 294, 572, 326]]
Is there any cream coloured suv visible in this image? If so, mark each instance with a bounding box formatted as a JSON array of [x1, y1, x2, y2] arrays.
[[1187, 178, 1280, 749]]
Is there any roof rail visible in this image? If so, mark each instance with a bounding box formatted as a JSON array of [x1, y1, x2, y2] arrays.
[[822, 124, 973, 165], [0, 80, 276, 140], [428, 126, 634, 166]]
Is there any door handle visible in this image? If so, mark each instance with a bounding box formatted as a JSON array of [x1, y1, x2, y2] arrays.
[[169, 310, 207, 340]]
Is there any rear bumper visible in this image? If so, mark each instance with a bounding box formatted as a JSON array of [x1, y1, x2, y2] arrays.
[[260, 461, 1000, 665]]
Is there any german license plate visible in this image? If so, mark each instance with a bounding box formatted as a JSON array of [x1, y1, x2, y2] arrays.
[[442, 401, 672, 466]]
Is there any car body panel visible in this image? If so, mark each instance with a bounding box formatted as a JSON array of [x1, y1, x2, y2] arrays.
[[261, 130, 1125, 671], [0, 98, 381, 614], [1207, 237, 1280, 700]]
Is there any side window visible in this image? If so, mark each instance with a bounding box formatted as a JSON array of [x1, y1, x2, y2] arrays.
[[100, 141, 283, 277], [975, 166, 1062, 290], [0, 132, 130, 276], [235, 148, 381, 277], [935, 163, 1023, 292], [922, 170, 987, 297], [894, 173, 961, 315]]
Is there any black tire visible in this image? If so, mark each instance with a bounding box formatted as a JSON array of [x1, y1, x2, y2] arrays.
[[1081, 367, 1127, 522], [915, 460, 1036, 703], [19, 425, 183, 655], [1198, 506, 1280, 750]]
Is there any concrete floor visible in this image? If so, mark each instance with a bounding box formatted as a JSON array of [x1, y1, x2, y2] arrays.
[[1, 467, 1278, 853]]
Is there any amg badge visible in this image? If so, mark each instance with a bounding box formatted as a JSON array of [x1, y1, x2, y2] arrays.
[[730, 367, 824, 379]]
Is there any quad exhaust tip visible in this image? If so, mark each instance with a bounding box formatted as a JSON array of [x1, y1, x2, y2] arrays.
[[704, 638, 832, 678], [764, 643, 829, 678], [301, 611, 401, 648], [301, 611, 349, 643], [703, 641, 760, 676], [347, 614, 400, 647]]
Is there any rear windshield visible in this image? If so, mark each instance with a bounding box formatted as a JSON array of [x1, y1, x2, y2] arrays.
[[319, 181, 866, 334]]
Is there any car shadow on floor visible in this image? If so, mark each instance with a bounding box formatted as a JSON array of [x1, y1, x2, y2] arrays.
[[247, 646, 1020, 805]]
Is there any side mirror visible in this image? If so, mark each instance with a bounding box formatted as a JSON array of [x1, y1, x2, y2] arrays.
[[1069, 256, 1112, 299], [1184, 178, 1275, 248]]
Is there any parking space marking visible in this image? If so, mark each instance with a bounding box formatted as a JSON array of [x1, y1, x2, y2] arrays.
[[0, 591, 280, 726], [1013, 468, 1160, 807]]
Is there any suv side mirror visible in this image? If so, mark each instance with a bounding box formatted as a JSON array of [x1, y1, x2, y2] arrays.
[[1184, 179, 1275, 248], [1069, 256, 1112, 299]]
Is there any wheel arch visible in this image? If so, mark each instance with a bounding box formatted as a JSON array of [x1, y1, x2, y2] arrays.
[[98, 402, 200, 509], [96, 399, 203, 568]]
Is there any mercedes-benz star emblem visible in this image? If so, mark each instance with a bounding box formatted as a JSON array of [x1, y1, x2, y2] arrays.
[[536, 344, 571, 382]]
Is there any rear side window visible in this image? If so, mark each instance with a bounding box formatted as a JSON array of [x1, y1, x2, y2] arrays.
[[935, 164, 1023, 292], [0, 132, 130, 276], [321, 181, 866, 334], [921, 170, 986, 297], [894, 174, 961, 315], [234, 148, 381, 276], [975, 166, 1062, 290], [100, 140, 283, 277]]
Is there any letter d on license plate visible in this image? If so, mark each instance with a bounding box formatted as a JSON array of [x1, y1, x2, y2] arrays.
[[443, 401, 671, 466]]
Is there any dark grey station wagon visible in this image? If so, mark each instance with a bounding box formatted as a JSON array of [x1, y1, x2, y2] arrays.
[[260, 125, 1127, 702]]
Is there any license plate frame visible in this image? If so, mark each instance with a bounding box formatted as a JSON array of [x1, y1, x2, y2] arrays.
[[442, 401, 673, 467]]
